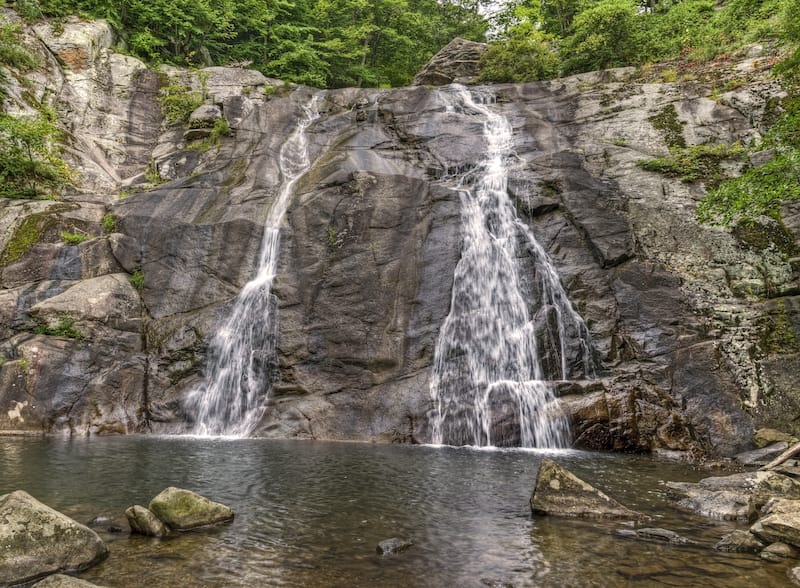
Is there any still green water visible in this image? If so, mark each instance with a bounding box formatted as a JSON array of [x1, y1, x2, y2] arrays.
[[0, 437, 792, 587]]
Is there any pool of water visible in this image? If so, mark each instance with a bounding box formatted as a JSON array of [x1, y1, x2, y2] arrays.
[[0, 437, 792, 587]]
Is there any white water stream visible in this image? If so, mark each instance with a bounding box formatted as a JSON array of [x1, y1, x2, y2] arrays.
[[430, 86, 595, 448], [187, 95, 322, 436]]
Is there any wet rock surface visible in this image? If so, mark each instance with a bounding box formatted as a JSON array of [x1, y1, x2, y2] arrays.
[[124, 505, 169, 537], [2, 17, 799, 453], [0, 490, 108, 585], [376, 537, 414, 555], [147, 487, 234, 530], [531, 459, 644, 519]]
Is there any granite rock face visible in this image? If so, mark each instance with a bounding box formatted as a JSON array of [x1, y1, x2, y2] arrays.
[[2, 16, 799, 454]]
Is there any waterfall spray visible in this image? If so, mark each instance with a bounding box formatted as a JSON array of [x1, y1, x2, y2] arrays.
[[187, 94, 322, 436], [429, 86, 595, 448]]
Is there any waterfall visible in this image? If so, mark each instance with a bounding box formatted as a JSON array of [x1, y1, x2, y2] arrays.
[[187, 94, 322, 436], [429, 86, 595, 448]]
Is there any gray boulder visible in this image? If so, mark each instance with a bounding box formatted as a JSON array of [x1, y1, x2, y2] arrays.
[[750, 498, 800, 548], [148, 487, 233, 530], [789, 565, 800, 586], [735, 442, 789, 466], [0, 490, 108, 585], [530, 459, 644, 519], [124, 504, 169, 537], [667, 470, 800, 520], [412, 38, 487, 86], [617, 527, 696, 545]]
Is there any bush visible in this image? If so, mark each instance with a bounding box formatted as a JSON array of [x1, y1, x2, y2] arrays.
[[158, 74, 205, 125], [698, 97, 800, 225], [0, 112, 72, 199], [0, 23, 40, 70], [560, 0, 641, 75], [479, 32, 559, 83]]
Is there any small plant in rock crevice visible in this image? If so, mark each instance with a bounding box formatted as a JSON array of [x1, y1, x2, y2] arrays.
[[35, 315, 83, 339], [59, 230, 89, 245], [130, 268, 144, 290]]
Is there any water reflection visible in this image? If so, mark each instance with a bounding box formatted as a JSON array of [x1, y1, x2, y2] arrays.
[[0, 438, 791, 587]]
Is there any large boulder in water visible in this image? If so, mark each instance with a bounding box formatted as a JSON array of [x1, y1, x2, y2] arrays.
[[0, 490, 108, 585], [148, 487, 234, 530], [530, 459, 643, 519]]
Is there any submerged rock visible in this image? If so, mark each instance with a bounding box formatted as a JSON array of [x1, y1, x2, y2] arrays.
[[125, 504, 169, 537], [617, 527, 697, 545], [760, 541, 797, 562], [148, 487, 234, 530], [530, 459, 643, 520], [376, 537, 414, 555], [714, 529, 765, 552], [0, 490, 108, 586], [33, 574, 108, 587]]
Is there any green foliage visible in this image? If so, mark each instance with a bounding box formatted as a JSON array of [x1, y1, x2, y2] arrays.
[[638, 143, 745, 183], [0, 213, 46, 266], [158, 76, 205, 125], [35, 315, 83, 339], [0, 23, 40, 70], [559, 0, 641, 75], [144, 163, 165, 185], [59, 230, 89, 244], [101, 212, 117, 234], [697, 151, 800, 224], [129, 268, 144, 290], [209, 117, 231, 144], [479, 29, 558, 83], [0, 112, 72, 199], [24, 0, 485, 89], [698, 97, 800, 225]]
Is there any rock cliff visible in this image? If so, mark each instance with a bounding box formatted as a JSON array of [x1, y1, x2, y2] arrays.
[[2, 14, 798, 455]]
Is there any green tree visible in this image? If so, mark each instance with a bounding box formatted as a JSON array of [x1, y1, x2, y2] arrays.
[[0, 112, 72, 199], [560, 0, 640, 74], [479, 12, 558, 83]]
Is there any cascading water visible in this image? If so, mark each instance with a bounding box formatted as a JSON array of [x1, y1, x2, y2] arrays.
[[187, 94, 322, 436], [430, 86, 595, 448]]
